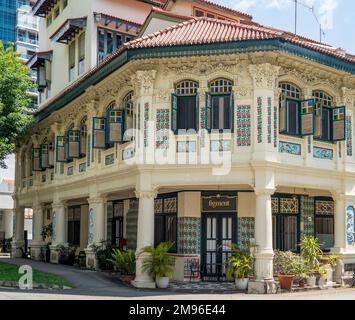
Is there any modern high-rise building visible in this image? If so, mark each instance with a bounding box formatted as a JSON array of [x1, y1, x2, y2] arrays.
[[0, 0, 16, 46]]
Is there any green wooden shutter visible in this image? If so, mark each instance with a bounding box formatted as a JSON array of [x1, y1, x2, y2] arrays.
[[108, 109, 124, 144], [332, 106, 346, 141], [279, 94, 287, 133], [205, 92, 212, 132], [314, 102, 323, 139], [48, 142, 55, 167], [92, 117, 107, 149], [40, 144, 49, 168], [56, 136, 68, 162], [300, 99, 314, 136], [171, 93, 177, 134], [230, 91, 234, 131], [32, 147, 41, 171], [67, 130, 80, 158], [196, 93, 199, 132]]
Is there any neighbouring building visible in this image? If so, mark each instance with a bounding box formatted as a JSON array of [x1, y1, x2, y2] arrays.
[[0, 0, 16, 47], [0, 178, 14, 243], [13, 0, 355, 289]]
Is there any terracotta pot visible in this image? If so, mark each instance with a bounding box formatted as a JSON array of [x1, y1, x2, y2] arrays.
[[299, 279, 305, 288], [122, 275, 135, 285], [278, 275, 294, 290]]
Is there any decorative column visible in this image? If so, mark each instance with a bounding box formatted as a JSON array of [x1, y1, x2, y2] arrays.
[[132, 189, 157, 289], [50, 201, 67, 263], [11, 205, 25, 258], [248, 63, 280, 162], [31, 203, 45, 260], [85, 196, 106, 269]]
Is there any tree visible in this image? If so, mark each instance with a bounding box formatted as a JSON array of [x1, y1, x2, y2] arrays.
[[0, 41, 35, 168]]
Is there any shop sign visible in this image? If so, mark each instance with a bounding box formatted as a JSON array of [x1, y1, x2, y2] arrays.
[[202, 195, 237, 212]]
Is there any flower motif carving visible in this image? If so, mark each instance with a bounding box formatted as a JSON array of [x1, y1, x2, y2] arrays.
[[249, 64, 280, 90]]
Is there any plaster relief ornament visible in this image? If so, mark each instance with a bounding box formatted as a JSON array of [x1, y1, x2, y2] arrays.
[[249, 63, 280, 90], [154, 89, 171, 103], [132, 70, 157, 95]]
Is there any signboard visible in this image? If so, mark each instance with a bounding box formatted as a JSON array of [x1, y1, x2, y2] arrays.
[[202, 195, 237, 213]]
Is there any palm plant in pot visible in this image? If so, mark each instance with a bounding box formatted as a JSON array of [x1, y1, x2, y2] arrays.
[[141, 242, 175, 289], [299, 236, 323, 287], [108, 249, 136, 284], [226, 249, 252, 290], [274, 251, 298, 290]]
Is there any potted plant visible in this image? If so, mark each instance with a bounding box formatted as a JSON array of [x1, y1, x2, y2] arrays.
[[318, 264, 332, 287], [274, 251, 298, 290], [226, 248, 252, 290], [108, 249, 136, 284], [293, 256, 309, 288], [141, 242, 175, 289]]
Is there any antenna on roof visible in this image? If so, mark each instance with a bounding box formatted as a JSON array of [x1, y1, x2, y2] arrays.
[[289, 0, 325, 42]]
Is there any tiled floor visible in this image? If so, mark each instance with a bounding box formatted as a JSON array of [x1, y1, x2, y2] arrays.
[[168, 281, 239, 292]]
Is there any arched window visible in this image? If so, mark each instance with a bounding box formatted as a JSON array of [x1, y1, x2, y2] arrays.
[[171, 80, 199, 133], [312, 90, 338, 142], [279, 82, 305, 136], [124, 91, 134, 131], [206, 78, 233, 131]]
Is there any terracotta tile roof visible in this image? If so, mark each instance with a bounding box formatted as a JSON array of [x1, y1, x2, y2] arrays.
[[163, 0, 252, 20], [35, 17, 355, 116], [127, 17, 355, 63]]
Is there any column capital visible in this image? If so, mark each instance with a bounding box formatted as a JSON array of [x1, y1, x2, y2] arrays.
[[135, 189, 158, 199], [52, 201, 66, 210], [32, 204, 43, 212], [248, 63, 281, 90], [88, 197, 106, 206], [254, 188, 276, 197]]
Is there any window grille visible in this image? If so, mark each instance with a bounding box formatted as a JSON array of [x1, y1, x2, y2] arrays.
[[175, 80, 198, 96], [209, 78, 233, 94]]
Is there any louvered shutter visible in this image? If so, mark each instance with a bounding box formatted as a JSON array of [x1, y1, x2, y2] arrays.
[[56, 136, 68, 162], [332, 106, 346, 141], [40, 144, 49, 168], [32, 147, 41, 171], [279, 94, 287, 133], [48, 143, 55, 167], [205, 92, 212, 132], [300, 99, 314, 136], [171, 94, 177, 134], [108, 109, 124, 144], [92, 117, 107, 149], [67, 130, 80, 158]]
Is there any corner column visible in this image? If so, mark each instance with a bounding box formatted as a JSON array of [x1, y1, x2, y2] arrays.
[[31, 204, 45, 260], [132, 189, 157, 289], [11, 206, 25, 258], [50, 201, 67, 263], [85, 196, 106, 269]]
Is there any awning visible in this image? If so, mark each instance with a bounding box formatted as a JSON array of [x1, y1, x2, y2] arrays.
[[50, 17, 87, 44], [27, 51, 53, 69], [32, 0, 58, 17]]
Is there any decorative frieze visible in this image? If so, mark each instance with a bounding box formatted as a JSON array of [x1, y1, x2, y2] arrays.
[[313, 147, 333, 160], [249, 63, 280, 90], [177, 217, 201, 255], [279, 141, 301, 156], [236, 105, 251, 147], [257, 97, 263, 143]]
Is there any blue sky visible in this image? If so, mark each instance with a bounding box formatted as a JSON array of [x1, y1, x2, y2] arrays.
[[213, 0, 355, 54]]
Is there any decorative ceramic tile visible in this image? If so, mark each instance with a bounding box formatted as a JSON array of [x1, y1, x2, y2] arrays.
[[346, 206, 355, 246], [346, 115, 353, 157], [236, 105, 251, 147], [300, 196, 314, 238], [257, 97, 263, 143], [156, 109, 170, 149], [178, 217, 201, 255], [87, 134, 91, 167], [237, 217, 255, 250], [279, 141, 301, 155], [105, 153, 115, 166], [200, 107, 206, 130], [88, 208, 94, 244], [274, 106, 278, 148], [211, 140, 231, 152], [313, 147, 333, 160], [280, 198, 299, 214], [79, 163, 86, 173], [122, 147, 134, 160], [144, 103, 149, 147], [267, 97, 272, 144], [67, 166, 74, 176], [315, 200, 334, 216]]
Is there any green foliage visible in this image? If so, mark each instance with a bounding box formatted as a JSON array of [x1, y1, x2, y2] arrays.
[[141, 242, 175, 279], [226, 247, 252, 280], [93, 241, 115, 270], [41, 223, 53, 241], [0, 41, 35, 168], [299, 236, 323, 268], [274, 251, 300, 276], [108, 249, 136, 275]]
